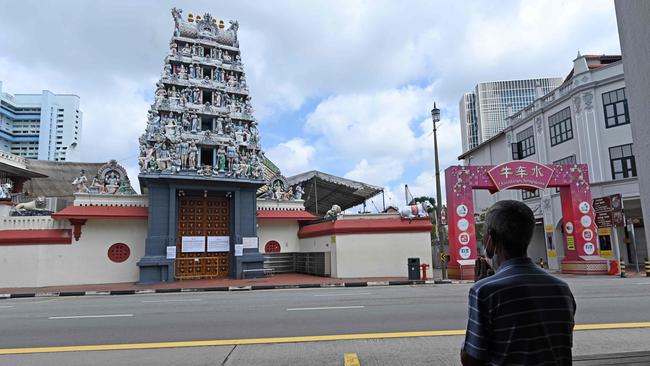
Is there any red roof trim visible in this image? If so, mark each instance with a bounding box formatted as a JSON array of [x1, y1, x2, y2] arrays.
[[52, 206, 148, 220], [257, 210, 319, 221], [0, 229, 72, 245], [298, 218, 432, 239]]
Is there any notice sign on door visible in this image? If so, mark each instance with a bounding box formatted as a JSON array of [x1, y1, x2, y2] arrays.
[[166, 246, 177, 259], [181, 236, 205, 253], [207, 236, 230, 252], [242, 237, 258, 249], [234, 244, 244, 257]]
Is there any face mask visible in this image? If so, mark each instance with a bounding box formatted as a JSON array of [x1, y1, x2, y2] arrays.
[[485, 234, 495, 259], [489, 253, 501, 272], [485, 233, 501, 271]]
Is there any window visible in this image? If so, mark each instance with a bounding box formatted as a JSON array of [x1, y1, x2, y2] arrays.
[[602, 88, 629, 128], [609, 144, 636, 180], [511, 127, 535, 160], [522, 189, 540, 200], [554, 155, 577, 166], [548, 107, 573, 146]]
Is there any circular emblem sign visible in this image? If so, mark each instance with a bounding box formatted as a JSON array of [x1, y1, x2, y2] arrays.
[[579, 202, 590, 214], [584, 242, 595, 255], [565, 222, 574, 235], [458, 232, 470, 245], [582, 229, 594, 241], [264, 240, 281, 253], [580, 215, 592, 228], [457, 218, 469, 232], [107, 243, 130, 263], [459, 246, 471, 259], [456, 204, 468, 218]]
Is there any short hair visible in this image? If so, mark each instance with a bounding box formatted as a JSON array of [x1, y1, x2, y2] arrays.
[[485, 200, 535, 257]]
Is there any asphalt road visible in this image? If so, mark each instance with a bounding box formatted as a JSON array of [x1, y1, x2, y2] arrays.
[[0, 276, 649, 364]]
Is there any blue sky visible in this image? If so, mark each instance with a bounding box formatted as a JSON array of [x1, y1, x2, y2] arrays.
[[0, 0, 621, 210]]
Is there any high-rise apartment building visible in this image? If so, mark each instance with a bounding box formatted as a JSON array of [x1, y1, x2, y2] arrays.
[[459, 92, 480, 153], [0, 81, 82, 161], [459, 77, 563, 152]]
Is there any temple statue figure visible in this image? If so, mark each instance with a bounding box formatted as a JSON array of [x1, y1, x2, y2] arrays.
[[138, 8, 265, 183]]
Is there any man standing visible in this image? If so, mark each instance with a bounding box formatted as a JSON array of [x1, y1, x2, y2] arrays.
[[461, 200, 576, 366]]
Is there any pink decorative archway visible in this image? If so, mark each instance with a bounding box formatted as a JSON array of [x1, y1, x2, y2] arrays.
[[445, 162, 607, 279]]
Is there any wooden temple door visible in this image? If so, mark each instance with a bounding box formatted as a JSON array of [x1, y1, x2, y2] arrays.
[[176, 196, 230, 280]]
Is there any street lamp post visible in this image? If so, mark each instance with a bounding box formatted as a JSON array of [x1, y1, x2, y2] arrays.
[[431, 102, 447, 280]]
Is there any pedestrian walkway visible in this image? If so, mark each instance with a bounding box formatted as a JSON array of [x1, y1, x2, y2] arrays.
[[0, 273, 419, 297]]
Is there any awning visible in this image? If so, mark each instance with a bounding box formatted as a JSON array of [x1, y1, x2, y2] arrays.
[[0, 161, 47, 179], [52, 206, 148, 220], [0, 229, 72, 245], [287, 170, 383, 215], [298, 217, 432, 239], [257, 210, 319, 221]]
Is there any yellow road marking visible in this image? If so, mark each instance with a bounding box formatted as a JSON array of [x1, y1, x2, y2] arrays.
[[1, 322, 649, 355], [574, 322, 650, 330], [344, 352, 361, 366]]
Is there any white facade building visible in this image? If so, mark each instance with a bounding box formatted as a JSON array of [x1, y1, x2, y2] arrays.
[[459, 92, 480, 153], [459, 77, 563, 152], [458, 54, 647, 271], [0, 81, 82, 161]]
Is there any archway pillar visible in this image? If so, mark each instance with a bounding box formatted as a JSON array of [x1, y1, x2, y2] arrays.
[[444, 162, 608, 280]]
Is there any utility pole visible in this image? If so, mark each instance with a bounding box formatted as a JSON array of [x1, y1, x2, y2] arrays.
[[431, 102, 447, 280]]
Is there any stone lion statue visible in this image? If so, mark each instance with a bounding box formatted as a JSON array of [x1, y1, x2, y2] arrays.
[[325, 204, 342, 220], [14, 196, 46, 212], [399, 201, 433, 219]]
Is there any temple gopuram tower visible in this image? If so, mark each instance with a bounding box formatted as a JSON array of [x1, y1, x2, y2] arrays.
[[137, 8, 265, 283]]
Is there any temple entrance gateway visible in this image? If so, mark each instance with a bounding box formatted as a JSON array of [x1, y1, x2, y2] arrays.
[[136, 9, 266, 283], [176, 195, 230, 279], [445, 161, 608, 279]]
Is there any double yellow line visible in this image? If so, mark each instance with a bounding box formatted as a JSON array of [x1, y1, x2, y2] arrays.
[[1, 322, 649, 355]]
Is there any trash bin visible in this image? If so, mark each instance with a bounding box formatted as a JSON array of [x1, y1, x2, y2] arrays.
[[408, 258, 421, 280]]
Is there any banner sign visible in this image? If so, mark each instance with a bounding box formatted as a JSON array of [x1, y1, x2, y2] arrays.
[[488, 161, 554, 191], [593, 194, 624, 228]]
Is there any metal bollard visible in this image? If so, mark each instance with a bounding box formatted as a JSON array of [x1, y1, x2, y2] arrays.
[[620, 260, 626, 278], [645, 258, 650, 277]]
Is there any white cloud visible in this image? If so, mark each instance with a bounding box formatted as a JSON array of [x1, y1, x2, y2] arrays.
[[265, 138, 316, 176], [0, 0, 621, 200], [344, 158, 404, 186], [305, 86, 433, 159]]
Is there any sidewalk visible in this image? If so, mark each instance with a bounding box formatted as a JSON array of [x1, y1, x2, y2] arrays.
[[0, 273, 445, 299], [3, 268, 643, 299]]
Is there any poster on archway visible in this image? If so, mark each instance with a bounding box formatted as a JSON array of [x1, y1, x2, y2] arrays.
[[444, 162, 608, 279]]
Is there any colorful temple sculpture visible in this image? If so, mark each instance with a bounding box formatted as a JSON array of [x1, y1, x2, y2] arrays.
[[137, 8, 267, 283], [0, 9, 435, 288]]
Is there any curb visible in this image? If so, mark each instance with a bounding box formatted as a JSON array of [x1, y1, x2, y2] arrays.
[[0, 278, 452, 300]]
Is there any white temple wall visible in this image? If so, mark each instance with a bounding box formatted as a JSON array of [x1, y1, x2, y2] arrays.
[[0, 220, 146, 288], [257, 220, 300, 253], [334, 232, 433, 278], [298, 236, 332, 253], [299, 232, 432, 278]]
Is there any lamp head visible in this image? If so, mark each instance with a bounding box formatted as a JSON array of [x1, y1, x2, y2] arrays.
[[431, 102, 441, 123]]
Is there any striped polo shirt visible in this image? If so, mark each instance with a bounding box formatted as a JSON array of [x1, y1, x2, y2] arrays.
[[463, 257, 576, 366]]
